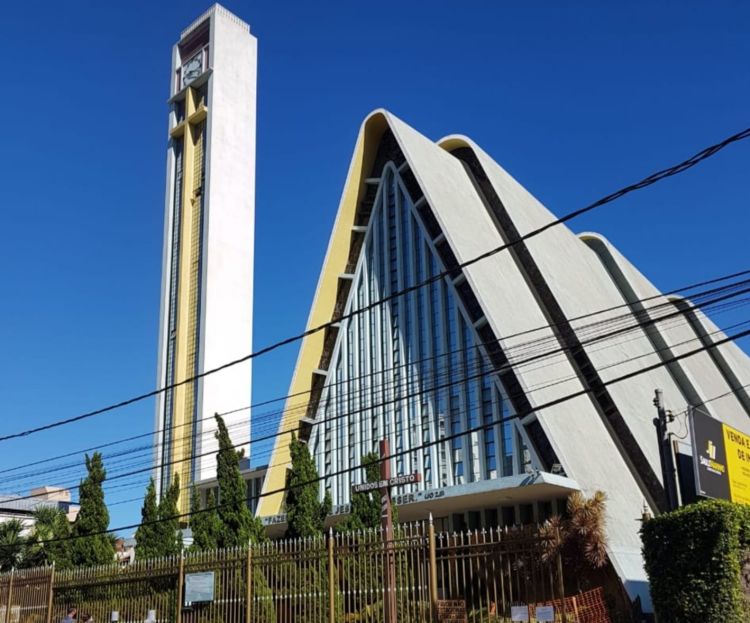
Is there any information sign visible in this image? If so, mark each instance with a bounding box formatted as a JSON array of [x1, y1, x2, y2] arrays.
[[185, 571, 215, 604], [351, 473, 421, 494], [535, 605, 554, 622], [691, 409, 750, 504]]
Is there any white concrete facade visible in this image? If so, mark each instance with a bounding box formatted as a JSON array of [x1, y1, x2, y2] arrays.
[[154, 4, 256, 495], [265, 110, 750, 612]]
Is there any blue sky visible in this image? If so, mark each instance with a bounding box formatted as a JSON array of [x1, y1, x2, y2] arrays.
[[0, 1, 748, 532]]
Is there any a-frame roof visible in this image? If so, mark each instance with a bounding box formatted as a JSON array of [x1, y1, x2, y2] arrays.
[[259, 110, 750, 605]]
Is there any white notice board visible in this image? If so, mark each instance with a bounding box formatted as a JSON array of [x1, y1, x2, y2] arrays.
[[184, 571, 216, 604], [536, 605, 554, 622]]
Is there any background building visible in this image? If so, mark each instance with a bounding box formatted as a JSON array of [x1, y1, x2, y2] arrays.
[[0, 487, 79, 533], [259, 110, 750, 609], [153, 4, 257, 510]]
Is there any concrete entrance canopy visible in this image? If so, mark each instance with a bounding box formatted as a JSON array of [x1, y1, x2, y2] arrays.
[[261, 472, 579, 538], [392, 471, 580, 523]]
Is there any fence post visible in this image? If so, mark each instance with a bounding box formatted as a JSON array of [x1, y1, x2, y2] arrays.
[[327, 528, 335, 623], [428, 514, 438, 621], [46, 563, 56, 623], [176, 554, 185, 623], [4, 569, 14, 623], [245, 547, 253, 623]]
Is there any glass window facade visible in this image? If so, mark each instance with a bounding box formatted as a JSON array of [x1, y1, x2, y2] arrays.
[[309, 163, 527, 506]]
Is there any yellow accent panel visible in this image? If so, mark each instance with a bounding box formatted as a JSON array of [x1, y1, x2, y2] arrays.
[[257, 113, 388, 517], [723, 423, 750, 505], [189, 104, 208, 125], [168, 87, 205, 514], [170, 122, 186, 139]]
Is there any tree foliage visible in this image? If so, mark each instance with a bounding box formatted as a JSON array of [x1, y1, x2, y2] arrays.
[[157, 473, 183, 555], [274, 440, 339, 619], [214, 414, 265, 546], [24, 506, 72, 569], [338, 452, 380, 532], [285, 435, 331, 539], [69, 452, 115, 566], [135, 475, 183, 558], [539, 490, 608, 592], [0, 519, 26, 571], [641, 499, 750, 623], [134, 478, 160, 559], [189, 486, 222, 552]]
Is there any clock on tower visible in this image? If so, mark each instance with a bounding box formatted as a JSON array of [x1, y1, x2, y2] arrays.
[[182, 52, 204, 88]]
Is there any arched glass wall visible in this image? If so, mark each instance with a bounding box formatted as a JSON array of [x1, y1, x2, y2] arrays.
[[309, 163, 530, 507]]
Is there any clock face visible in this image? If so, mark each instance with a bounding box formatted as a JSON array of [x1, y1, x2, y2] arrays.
[[182, 54, 203, 87]]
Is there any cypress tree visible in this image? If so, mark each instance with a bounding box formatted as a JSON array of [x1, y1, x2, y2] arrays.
[[157, 473, 183, 556], [338, 452, 381, 532], [70, 452, 115, 566], [189, 486, 222, 551], [277, 437, 337, 620], [285, 435, 331, 538], [134, 478, 160, 559], [44, 507, 73, 569], [214, 414, 265, 546]]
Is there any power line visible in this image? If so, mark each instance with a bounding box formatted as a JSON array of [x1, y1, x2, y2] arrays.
[[3, 267, 745, 486], [197, 318, 750, 486], [693, 382, 750, 410], [2, 127, 748, 445], [249, 325, 750, 518], [6, 296, 749, 507], [5, 272, 743, 498], [4, 279, 750, 495], [8, 322, 750, 550], [104, 320, 750, 510], [6, 280, 749, 494]]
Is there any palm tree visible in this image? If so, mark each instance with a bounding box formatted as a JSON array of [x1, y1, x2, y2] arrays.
[[24, 506, 71, 568], [566, 490, 608, 568], [540, 490, 608, 593], [0, 519, 27, 571]]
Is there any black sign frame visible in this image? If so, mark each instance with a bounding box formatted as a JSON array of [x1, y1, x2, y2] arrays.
[[689, 408, 730, 501]]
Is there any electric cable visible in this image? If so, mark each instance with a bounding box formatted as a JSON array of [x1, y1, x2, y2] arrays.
[[5, 284, 750, 495], [3, 268, 748, 490], [1, 127, 748, 445], [6, 304, 749, 508], [104, 320, 750, 509], [6, 321, 750, 550]]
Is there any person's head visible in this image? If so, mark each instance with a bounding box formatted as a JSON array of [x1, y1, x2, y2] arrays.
[[67, 608, 77, 619], [81, 614, 92, 623]]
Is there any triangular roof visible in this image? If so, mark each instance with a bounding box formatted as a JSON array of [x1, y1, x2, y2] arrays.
[[259, 110, 750, 605]]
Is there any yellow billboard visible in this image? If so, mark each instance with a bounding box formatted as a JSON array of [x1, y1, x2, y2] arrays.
[[722, 423, 750, 505]]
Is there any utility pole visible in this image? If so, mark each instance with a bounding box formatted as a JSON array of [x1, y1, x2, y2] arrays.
[[653, 389, 679, 512], [379, 439, 397, 623]]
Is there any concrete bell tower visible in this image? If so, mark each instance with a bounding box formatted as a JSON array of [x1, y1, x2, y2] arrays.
[[154, 4, 257, 511]]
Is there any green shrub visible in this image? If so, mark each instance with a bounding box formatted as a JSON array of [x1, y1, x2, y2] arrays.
[[641, 499, 750, 623]]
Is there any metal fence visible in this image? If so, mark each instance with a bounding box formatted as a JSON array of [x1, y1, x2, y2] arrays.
[[0, 523, 611, 623]]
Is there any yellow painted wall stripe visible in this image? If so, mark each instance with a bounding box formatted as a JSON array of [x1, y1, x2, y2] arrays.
[[257, 114, 388, 517], [169, 87, 206, 514]]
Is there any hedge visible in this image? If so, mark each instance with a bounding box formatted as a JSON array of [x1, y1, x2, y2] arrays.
[[641, 499, 750, 623]]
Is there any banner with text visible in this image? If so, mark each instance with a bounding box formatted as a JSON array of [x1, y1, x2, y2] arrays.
[[691, 409, 750, 504]]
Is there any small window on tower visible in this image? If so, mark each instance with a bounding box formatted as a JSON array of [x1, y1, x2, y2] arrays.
[[196, 83, 208, 109], [174, 100, 185, 124]]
